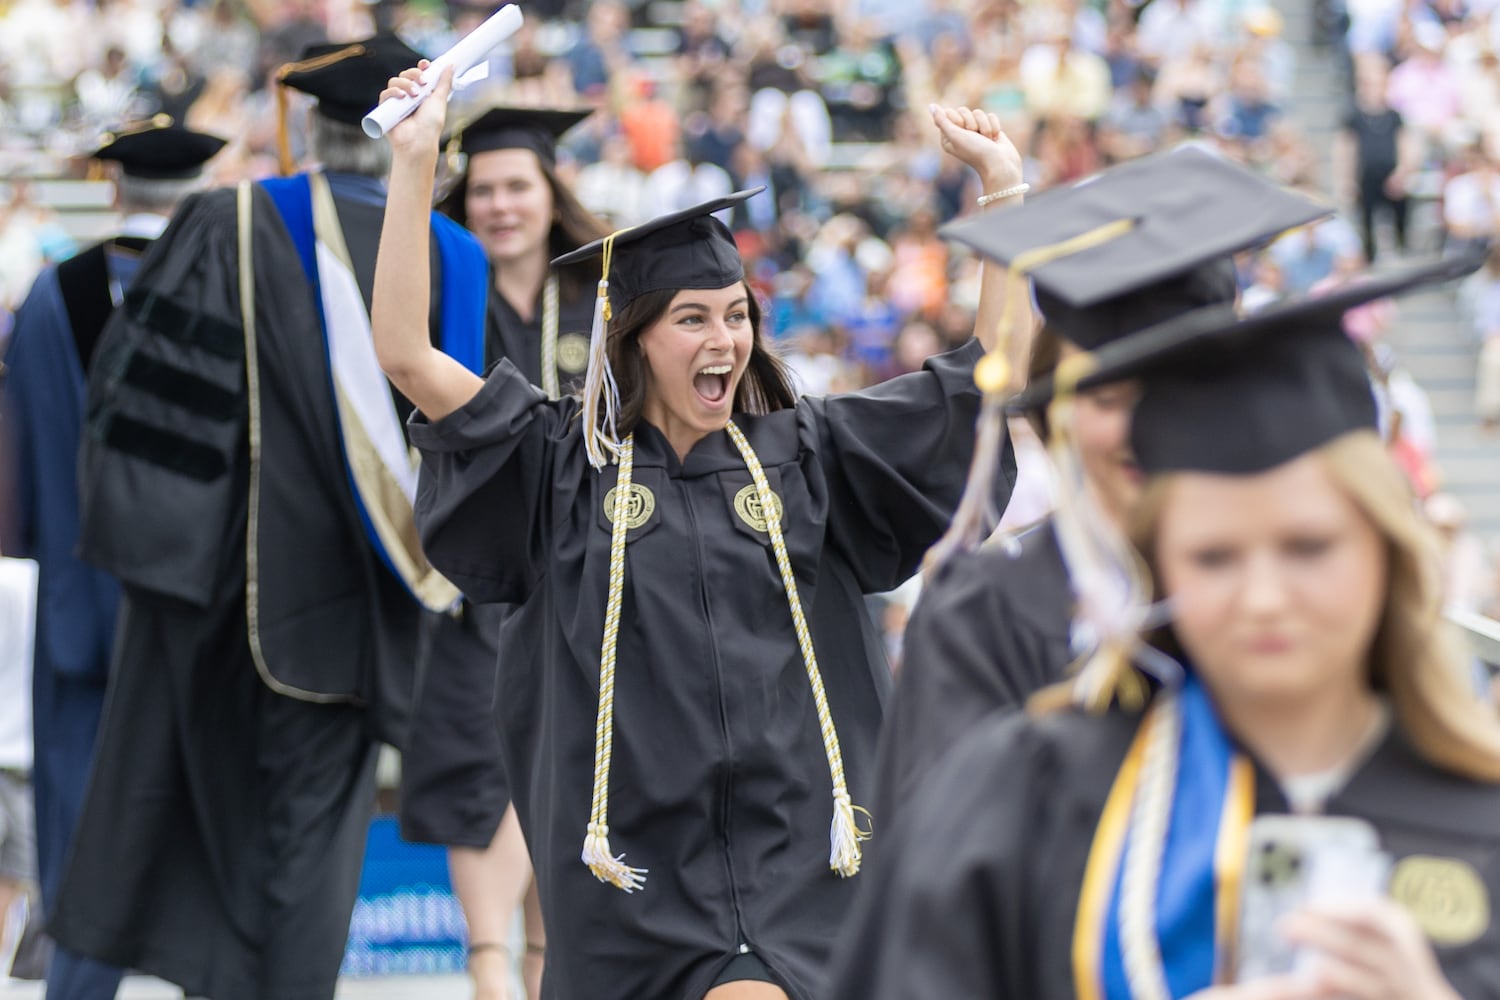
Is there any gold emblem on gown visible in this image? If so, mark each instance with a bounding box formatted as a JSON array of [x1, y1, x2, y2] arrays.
[[557, 332, 590, 374], [734, 484, 784, 532], [603, 484, 655, 529], [1389, 855, 1490, 946]]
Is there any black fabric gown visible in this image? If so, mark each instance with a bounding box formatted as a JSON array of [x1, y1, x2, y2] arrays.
[[828, 703, 1500, 999], [409, 338, 1014, 1000], [871, 518, 1073, 827], [51, 174, 450, 1000], [399, 281, 595, 849]]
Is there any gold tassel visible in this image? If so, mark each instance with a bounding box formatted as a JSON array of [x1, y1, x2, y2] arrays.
[[272, 44, 367, 178], [581, 233, 626, 469]]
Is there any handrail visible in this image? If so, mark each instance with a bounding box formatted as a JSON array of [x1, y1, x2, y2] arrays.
[[1447, 609, 1500, 668]]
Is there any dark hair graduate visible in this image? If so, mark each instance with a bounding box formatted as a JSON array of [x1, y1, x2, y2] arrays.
[[602, 281, 798, 437]]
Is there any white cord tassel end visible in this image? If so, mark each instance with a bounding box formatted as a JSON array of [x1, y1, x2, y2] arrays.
[[582, 822, 647, 893], [581, 279, 623, 470], [829, 789, 870, 877]]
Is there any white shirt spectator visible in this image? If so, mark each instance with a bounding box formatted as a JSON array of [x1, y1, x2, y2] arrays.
[[0, 558, 37, 772], [642, 159, 734, 221], [1444, 169, 1500, 239]]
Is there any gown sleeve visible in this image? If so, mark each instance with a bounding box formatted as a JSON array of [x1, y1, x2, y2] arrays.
[[873, 544, 1064, 820], [77, 189, 249, 607], [409, 359, 572, 604], [827, 711, 1058, 999], [801, 337, 1016, 592]]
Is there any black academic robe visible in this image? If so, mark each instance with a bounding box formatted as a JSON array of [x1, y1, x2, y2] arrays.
[[828, 705, 1500, 999], [52, 174, 446, 1000], [399, 279, 596, 849], [409, 338, 1014, 1000], [871, 518, 1073, 826]]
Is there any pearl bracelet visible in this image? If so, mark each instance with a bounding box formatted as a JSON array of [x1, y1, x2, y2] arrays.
[[977, 182, 1030, 207]]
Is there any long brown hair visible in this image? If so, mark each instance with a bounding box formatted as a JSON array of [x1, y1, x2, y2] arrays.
[[1123, 430, 1500, 782], [436, 151, 610, 301], [602, 281, 798, 436]]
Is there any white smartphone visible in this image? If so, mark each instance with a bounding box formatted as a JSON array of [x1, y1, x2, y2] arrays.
[[1233, 814, 1391, 983]]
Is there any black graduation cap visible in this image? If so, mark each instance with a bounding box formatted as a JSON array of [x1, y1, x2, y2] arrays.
[[277, 33, 426, 126], [552, 188, 758, 309], [940, 146, 1331, 350], [93, 115, 226, 180], [447, 105, 593, 165], [1020, 252, 1482, 475], [551, 188, 760, 470]]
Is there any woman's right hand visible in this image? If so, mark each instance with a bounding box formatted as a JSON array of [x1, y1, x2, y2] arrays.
[[381, 60, 453, 160]]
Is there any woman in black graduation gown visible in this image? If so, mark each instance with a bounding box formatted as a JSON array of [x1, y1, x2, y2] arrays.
[[828, 258, 1500, 1000], [400, 103, 609, 1000], [871, 149, 1329, 824], [373, 63, 1021, 999]]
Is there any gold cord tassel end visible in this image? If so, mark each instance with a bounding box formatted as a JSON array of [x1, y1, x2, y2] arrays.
[[583, 822, 648, 893]]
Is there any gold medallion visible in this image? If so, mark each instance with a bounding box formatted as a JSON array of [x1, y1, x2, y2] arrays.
[[604, 484, 655, 529], [734, 484, 784, 533], [1389, 855, 1490, 946], [557, 333, 590, 374]]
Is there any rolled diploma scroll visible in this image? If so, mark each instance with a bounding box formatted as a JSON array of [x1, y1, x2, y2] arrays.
[[361, 3, 524, 139]]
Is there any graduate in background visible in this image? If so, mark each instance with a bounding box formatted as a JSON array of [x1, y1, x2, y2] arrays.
[[827, 253, 1500, 999], [870, 149, 1329, 829], [374, 61, 1020, 1000], [47, 35, 490, 1000], [402, 105, 610, 1000], [1, 118, 225, 1000]]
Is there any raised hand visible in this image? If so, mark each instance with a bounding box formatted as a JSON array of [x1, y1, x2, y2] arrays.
[[380, 61, 454, 161], [929, 104, 1024, 195]]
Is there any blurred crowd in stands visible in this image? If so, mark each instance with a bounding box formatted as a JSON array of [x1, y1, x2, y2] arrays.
[[8, 0, 1500, 623]]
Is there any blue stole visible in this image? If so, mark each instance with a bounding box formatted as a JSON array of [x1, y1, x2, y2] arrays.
[[259, 172, 487, 601], [1076, 673, 1255, 999]]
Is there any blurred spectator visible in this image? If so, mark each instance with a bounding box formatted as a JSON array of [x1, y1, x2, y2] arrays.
[[0, 555, 40, 982], [675, 0, 731, 114], [1136, 0, 1222, 66], [781, 325, 852, 395], [1241, 254, 1288, 312], [565, 0, 634, 98], [1154, 40, 1220, 133], [1427, 493, 1494, 612], [617, 74, 679, 172], [1336, 56, 1417, 261], [816, 21, 904, 141], [886, 204, 949, 317], [1020, 17, 1112, 123], [1386, 21, 1463, 152], [75, 46, 146, 125], [1100, 68, 1170, 162], [1442, 136, 1500, 255], [574, 134, 649, 226]]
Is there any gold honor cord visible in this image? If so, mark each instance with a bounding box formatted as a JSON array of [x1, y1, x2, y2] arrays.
[[582, 422, 870, 891], [540, 273, 561, 399], [582, 435, 648, 891], [725, 420, 871, 876], [927, 217, 1138, 572]]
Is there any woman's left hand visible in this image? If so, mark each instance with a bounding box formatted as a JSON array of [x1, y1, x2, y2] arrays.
[[929, 104, 1023, 194], [1278, 898, 1463, 1000]]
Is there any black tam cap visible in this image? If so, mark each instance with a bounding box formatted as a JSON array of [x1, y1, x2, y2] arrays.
[[1021, 253, 1482, 475], [552, 188, 758, 309], [277, 33, 427, 126], [941, 146, 1330, 350], [93, 115, 226, 179], [552, 189, 760, 470], [448, 105, 593, 165]]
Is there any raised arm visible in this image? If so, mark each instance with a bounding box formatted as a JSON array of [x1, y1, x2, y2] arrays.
[[372, 62, 485, 421], [930, 105, 1031, 385]]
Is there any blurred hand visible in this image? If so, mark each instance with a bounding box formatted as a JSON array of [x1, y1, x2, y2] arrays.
[[380, 60, 453, 160], [1278, 899, 1463, 1000], [929, 104, 1023, 194]]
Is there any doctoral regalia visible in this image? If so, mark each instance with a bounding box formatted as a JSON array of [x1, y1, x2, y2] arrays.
[[49, 171, 486, 1000], [409, 338, 1014, 999]]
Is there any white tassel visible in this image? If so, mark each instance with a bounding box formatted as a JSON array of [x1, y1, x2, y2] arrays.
[[828, 789, 869, 878], [582, 822, 648, 893], [581, 279, 623, 470]]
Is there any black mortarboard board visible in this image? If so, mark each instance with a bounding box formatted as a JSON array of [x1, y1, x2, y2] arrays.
[[277, 33, 426, 126], [552, 189, 759, 469], [1017, 252, 1482, 475], [552, 188, 757, 309], [940, 146, 1331, 350], [447, 105, 592, 165], [93, 115, 226, 179]]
